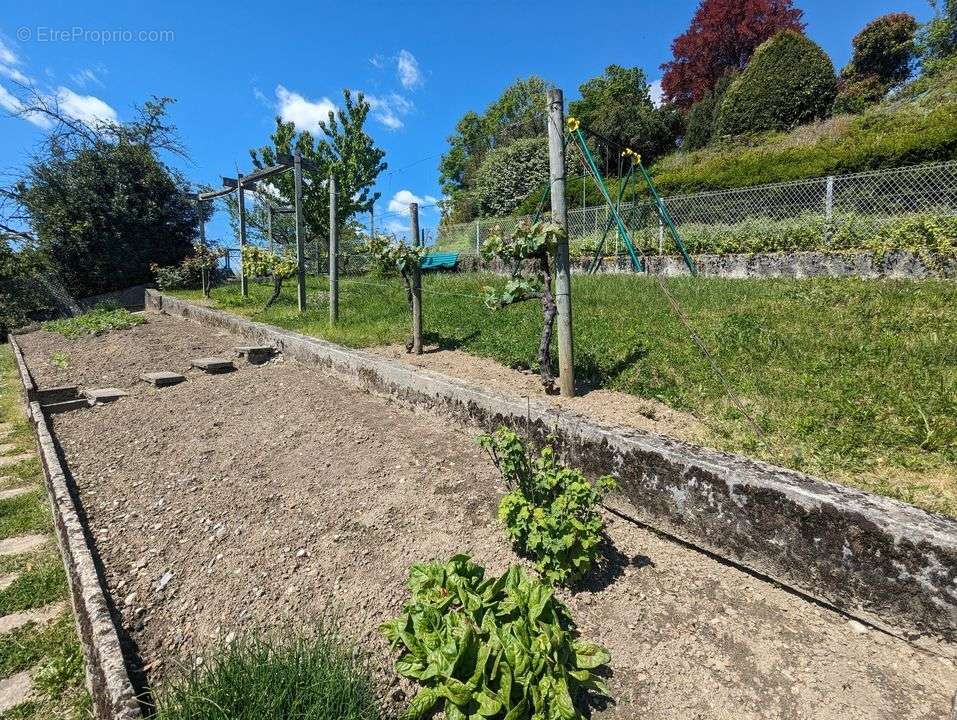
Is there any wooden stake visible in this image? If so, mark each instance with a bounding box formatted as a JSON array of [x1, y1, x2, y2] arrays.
[[238, 174, 248, 298], [547, 88, 574, 397], [410, 202, 423, 354], [329, 175, 339, 323], [293, 152, 306, 312]]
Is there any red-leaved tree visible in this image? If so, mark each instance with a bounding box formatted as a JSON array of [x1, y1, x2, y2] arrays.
[[661, 0, 805, 109]]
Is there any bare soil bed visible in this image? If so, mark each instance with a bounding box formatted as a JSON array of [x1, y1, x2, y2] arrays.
[[16, 313, 957, 719], [369, 343, 709, 445]]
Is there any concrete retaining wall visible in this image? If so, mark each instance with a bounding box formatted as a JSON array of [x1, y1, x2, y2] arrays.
[[9, 338, 142, 720], [456, 250, 956, 280], [148, 290, 957, 648]]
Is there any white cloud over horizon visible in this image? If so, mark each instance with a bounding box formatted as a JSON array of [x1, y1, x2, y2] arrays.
[[396, 50, 422, 89]]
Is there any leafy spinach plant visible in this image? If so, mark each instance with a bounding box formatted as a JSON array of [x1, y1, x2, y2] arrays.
[[479, 427, 617, 586], [380, 554, 610, 720]]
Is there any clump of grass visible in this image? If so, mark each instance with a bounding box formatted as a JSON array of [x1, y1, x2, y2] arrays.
[[0, 491, 52, 540], [0, 552, 68, 616], [153, 629, 382, 720], [48, 352, 70, 370], [43, 307, 145, 338]]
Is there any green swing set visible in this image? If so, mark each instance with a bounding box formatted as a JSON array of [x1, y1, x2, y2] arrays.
[[564, 116, 697, 276]]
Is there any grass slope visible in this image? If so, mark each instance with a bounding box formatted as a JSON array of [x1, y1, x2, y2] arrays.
[[174, 274, 956, 515]]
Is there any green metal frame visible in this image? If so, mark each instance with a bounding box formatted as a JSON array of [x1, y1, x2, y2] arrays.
[[569, 125, 697, 275]]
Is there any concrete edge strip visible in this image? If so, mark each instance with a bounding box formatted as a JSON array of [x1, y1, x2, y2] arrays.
[[148, 290, 957, 647], [8, 336, 36, 402], [8, 337, 142, 720]]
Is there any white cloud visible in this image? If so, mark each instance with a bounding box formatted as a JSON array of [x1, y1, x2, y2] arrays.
[[649, 79, 663, 108], [0, 85, 51, 128], [0, 37, 30, 84], [275, 85, 337, 134], [396, 49, 422, 89], [369, 54, 386, 69], [0, 38, 17, 67], [387, 189, 438, 215], [55, 87, 117, 125], [365, 92, 412, 129], [69, 68, 103, 88], [0, 65, 29, 84]]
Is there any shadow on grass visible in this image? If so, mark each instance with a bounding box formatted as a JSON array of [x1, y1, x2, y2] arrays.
[[421, 330, 480, 353], [573, 343, 649, 397]]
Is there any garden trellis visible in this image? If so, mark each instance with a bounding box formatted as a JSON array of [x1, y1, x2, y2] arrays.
[[197, 152, 321, 312]]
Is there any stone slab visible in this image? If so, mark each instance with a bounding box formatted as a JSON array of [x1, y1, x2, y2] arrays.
[[234, 346, 275, 365], [0, 574, 18, 592], [35, 385, 79, 404], [190, 357, 235, 373], [0, 670, 32, 713], [0, 601, 65, 634], [0, 454, 31, 467], [149, 289, 957, 649], [43, 399, 90, 415], [0, 535, 47, 556], [84, 388, 128, 404], [140, 371, 186, 388]]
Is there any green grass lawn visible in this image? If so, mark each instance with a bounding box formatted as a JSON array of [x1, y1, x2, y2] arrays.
[[173, 273, 957, 514], [0, 346, 89, 719]]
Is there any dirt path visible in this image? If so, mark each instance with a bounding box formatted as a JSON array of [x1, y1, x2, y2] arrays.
[[17, 314, 957, 719]]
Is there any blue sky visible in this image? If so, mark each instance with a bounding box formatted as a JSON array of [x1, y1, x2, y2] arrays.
[[0, 0, 937, 245]]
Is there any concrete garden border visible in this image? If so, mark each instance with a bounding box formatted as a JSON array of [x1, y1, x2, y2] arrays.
[[149, 290, 957, 649], [8, 337, 141, 720]]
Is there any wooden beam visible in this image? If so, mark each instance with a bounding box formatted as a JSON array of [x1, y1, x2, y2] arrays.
[[198, 186, 235, 201]]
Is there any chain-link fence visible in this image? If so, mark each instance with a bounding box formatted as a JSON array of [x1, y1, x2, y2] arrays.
[[436, 160, 957, 257]]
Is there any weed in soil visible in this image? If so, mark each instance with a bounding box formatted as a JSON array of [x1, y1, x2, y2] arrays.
[[43, 307, 145, 338]]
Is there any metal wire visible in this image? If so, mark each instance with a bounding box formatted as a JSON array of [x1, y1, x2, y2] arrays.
[[437, 160, 957, 253]]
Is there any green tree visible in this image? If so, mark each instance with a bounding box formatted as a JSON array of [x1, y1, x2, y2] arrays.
[[842, 13, 918, 86], [716, 30, 837, 136], [474, 138, 550, 217], [228, 90, 385, 254], [439, 76, 550, 221], [683, 72, 737, 149], [568, 65, 679, 164], [12, 98, 198, 298], [920, 0, 957, 71]]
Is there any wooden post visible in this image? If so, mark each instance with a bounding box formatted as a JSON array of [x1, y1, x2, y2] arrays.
[[293, 152, 307, 312], [267, 205, 273, 252], [238, 174, 248, 298], [329, 175, 339, 323], [197, 196, 208, 296], [410, 202, 423, 354], [547, 88, 574, 397]]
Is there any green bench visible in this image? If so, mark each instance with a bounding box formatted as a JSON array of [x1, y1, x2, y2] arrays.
[[420, 251, 460, 271]]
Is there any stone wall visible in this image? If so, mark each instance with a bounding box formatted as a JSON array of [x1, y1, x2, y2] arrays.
[[454, 250, 956, 280]]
